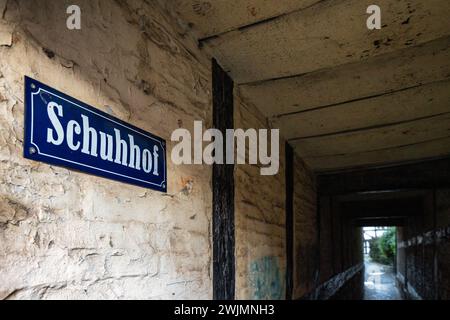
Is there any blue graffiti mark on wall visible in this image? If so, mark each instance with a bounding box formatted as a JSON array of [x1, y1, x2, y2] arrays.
[[249, 256, 284, 299]]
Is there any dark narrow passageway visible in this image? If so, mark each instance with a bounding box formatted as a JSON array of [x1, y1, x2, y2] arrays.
[[1, 0, 450, 302], [362, 227, 402, 300], [315, 159, 450, 300]]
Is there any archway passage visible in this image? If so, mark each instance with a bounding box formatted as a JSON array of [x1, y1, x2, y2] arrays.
[[348, 197, 416, 300], [363, 226, 401, 300], [314, 159, 450, 300]]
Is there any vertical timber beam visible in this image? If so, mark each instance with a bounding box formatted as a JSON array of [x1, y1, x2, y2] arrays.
[[285, 142, 294, 300], [212, 58, 235, 300]]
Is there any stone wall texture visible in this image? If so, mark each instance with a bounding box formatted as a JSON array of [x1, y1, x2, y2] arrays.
[[0, 0, 320, 300], [0, 0, 213, 299], [234, 92, 287, 300], [233, 90, 318, 299]]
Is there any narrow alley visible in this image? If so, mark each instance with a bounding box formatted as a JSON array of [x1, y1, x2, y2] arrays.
[[0, 0, 449, 303]]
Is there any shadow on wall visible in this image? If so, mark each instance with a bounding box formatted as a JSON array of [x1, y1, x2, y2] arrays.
[[249, 256, 284, 300], [0, 196, 30, 231]]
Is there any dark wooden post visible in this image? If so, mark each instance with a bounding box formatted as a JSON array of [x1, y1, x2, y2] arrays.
[[285, 142, 294, 299], [212, 58, 235, 300]]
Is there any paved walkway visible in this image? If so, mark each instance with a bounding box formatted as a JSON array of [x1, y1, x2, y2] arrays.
[[364, 260, 402, 300]]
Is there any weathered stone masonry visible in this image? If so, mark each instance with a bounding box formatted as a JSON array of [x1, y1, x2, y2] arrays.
[[0, 0, 214, 299], [0, 0, 322, 300], [5, 0, 448, 301]]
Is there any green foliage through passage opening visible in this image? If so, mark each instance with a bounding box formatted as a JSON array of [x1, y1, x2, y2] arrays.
[[369, 227, 396, 265]]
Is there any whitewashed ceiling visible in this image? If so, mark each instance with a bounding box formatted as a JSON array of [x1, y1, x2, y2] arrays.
[[164, 0, 450, 172]]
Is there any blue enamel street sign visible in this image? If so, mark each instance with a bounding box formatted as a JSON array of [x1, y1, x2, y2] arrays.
[[24, 76, 167, 192]]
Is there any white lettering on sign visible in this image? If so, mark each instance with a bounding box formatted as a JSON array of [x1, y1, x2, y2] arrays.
[[46, 102, 159, 176]]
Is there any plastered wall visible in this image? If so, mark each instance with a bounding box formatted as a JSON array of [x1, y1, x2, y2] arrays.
[[234, 91, 318, 299], [0, 0, 320, 300], [0, 0, 213, 299], [234, 93, 287, 300]]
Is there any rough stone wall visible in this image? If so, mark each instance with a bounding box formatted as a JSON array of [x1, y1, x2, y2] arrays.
[[0, 0, 213, 299], [233, 90, 319, 300], [0, 0, 323, 301], [233, 93, 287, 300]]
